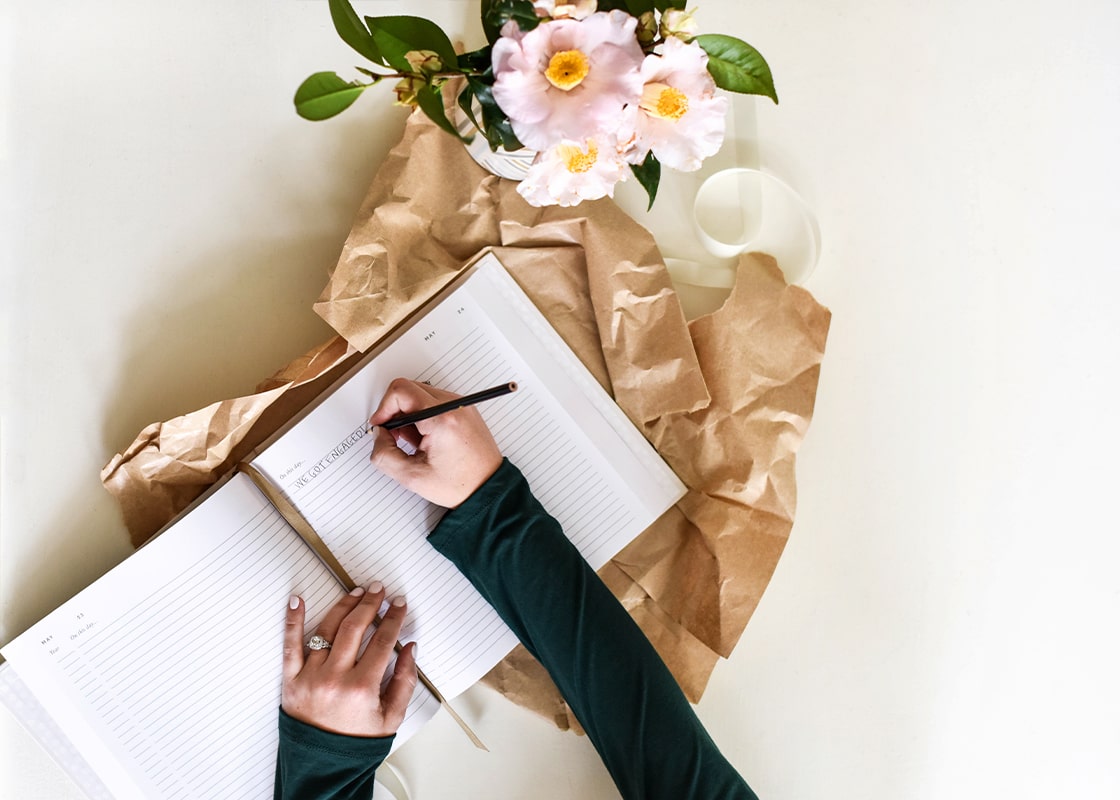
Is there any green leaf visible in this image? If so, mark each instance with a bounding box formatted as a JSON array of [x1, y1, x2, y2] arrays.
[[480, 0, 502, 43], [483, 0, 540, 40], [458, 45, 492, 73], [365, 15, 459, 73], [630, 152, 661, 210], [457, 82, 483, 135], [695, 34, 778, 102], [328, 0, 383, 64], [654, 0, 686, 11], [294, 72, 368, 120], [467, 76, 523, 151], [624, 0, 655, 15], [596, 0, 632, 11], [414, 85, 466, 141]]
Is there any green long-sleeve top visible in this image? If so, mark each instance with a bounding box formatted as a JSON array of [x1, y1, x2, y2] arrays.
[[275, 459, 757, 800]]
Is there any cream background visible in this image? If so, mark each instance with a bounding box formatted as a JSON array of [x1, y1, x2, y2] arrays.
[[2, 1, 1119, 798]]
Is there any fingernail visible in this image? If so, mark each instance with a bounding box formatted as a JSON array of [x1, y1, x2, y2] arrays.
[[410, 642, 419, 660], [369, 580, 384, 594], [350, 586, 365, 597], [289, 595, 300, 610], [390, 595, 406, 607]]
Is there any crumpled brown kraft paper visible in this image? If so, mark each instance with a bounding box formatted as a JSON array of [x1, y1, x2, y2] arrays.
[[101, 111, 830, 733], [101, 336, 361, 544]]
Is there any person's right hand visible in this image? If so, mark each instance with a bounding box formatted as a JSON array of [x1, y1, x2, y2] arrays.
[[368, 378, 503, 508]]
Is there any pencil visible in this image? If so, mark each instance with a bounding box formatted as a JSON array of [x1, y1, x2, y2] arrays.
[[373, 381, 518, 431]]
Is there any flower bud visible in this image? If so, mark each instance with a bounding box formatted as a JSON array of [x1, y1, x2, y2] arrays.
[[636, 11, 657, 46], [659, 8, 698, 42], [393, 75, 424, 107], [404, 49, 444, 75], [533, 0, 597, 20]]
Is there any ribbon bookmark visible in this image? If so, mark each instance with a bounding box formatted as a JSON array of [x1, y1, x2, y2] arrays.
[[239, 462, 488, 751]]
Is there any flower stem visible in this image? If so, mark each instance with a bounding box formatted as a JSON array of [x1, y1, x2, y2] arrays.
[[357, 68, 482, 82]]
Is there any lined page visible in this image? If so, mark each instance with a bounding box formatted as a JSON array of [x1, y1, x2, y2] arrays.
[[0, 473, 439, 799], [250, 254, 686, 698]]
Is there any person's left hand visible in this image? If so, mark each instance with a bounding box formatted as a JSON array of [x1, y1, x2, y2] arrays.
[[282, 584, 418, 737]]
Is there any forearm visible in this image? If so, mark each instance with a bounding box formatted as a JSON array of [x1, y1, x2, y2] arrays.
[[429, 459, 757, 800], [273, 708, 391, 800]]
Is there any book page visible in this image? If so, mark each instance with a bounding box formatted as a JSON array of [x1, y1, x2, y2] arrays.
[[0, 473, 439, 799], [250, 253, 686, 699], [0, 661, 113, 800]]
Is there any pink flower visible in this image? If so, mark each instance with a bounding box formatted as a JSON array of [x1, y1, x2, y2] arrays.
[[492, 10, 645, 152], [620, 36, 728, 172], [517, 136, 628, 207]]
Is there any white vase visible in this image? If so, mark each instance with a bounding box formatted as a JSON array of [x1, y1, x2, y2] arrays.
[[454, 111, 536, 180]]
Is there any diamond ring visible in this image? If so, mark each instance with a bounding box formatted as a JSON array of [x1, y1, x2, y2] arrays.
[[306, 634, 332, 651]]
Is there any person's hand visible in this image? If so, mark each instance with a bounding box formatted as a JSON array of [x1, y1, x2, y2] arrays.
[[282, 584, 417, 737], [368, 378, 503, 508]]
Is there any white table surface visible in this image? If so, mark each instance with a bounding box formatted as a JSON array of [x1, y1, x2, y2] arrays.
[[3, 1, 1120, 798]]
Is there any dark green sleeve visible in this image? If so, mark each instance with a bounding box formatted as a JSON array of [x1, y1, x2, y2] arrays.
[[273, 707, 393, 800], [429, 459, 758, 800]]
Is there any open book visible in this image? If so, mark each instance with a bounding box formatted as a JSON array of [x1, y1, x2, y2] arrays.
[[0, 251, 686, 800]]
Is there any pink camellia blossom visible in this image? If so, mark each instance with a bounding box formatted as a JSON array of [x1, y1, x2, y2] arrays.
[[517, 136, 628, 207], [492, 10, 645, 152], [620, 36, 728, 172]]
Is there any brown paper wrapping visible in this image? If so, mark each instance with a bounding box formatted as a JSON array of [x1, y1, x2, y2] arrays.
[[101, 111, 830, 730], [101, 336, 361, 545]]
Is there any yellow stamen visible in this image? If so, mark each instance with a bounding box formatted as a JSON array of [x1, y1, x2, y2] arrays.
[[559, 141, 598, 173], [640, 82, 689, 121], [545, 50, 590, 91]]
